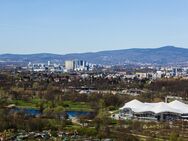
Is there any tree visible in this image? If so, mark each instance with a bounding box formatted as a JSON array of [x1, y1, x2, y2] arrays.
[[54, 106, 64, 120], [169, 131, 179, 141]]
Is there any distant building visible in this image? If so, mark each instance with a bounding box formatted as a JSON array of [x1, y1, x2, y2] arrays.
[[74, 60, 88, 71], [119, 99, 188, 121], [27, 61, 63, 72], [48, 61, 51, 66], [172, 67, 178, 76], [27, 60, 93, 72], [64, 60, 75, 71], [135, 72, 147, 79], [64, 60, 90, 72]]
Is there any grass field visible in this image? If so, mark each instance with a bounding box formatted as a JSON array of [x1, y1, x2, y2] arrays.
[[62, 101, 93, 112], [9, 99, 93, 111]]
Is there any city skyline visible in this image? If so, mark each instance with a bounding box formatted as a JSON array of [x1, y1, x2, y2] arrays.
[[0, 0, 188, 54]]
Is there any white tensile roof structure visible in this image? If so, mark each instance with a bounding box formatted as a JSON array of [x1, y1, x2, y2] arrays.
[[168, 100, 188, 114], [120, 99, 188, 114]]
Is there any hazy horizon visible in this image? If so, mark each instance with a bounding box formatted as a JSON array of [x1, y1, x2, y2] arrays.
[[0, 45, 186, 55], [0, 0, 188, 54]]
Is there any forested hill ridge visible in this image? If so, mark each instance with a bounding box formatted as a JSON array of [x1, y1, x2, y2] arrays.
[[1, 46, 188, 65]]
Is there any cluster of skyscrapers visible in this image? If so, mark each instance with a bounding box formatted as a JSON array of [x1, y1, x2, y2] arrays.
[[27, 60, 93, 72], [64, 60, 89, 72]]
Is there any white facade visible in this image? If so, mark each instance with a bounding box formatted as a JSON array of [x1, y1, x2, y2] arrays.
[[119, 99, 188, 121], [64, 60, 75, 70]]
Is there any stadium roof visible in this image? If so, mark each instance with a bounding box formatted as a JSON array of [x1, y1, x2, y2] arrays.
[[120, 99, 188, 114]]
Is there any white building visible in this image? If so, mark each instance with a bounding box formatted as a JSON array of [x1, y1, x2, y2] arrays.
[[64, 60, 90, 72], [64, 60, 75, 71], [119, 99, 188, 121], [27, 62, 63, 72]]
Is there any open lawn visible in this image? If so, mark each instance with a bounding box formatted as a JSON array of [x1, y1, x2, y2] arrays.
[[9, 99, 93, 112], [62, 101, 93, 112]]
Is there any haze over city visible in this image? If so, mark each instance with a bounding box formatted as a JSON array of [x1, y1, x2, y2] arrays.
[[0, 0, 188, 54]]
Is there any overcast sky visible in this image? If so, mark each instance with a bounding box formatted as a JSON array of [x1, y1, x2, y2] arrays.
[[0, 0, 188, 54]]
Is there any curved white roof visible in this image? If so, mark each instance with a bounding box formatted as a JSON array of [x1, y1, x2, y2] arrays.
[[120, 99, 188, 114], [168, 100, 188, 114], [150, 102, 182, 114], [119, 99, 146, 113]]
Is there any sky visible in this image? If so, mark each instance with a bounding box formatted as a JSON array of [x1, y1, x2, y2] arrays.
[[0, 0, 188, 54]]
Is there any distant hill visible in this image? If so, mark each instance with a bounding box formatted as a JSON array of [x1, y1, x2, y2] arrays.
[[1, 46, 188, 65]]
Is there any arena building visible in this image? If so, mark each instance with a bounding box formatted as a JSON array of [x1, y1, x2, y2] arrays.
[[119, 99, 188, 121]]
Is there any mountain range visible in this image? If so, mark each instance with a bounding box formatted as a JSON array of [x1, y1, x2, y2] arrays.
[[1, 46, 188, 65]]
